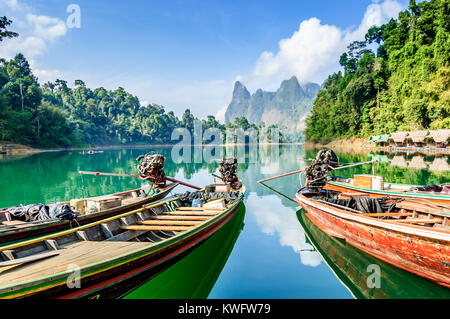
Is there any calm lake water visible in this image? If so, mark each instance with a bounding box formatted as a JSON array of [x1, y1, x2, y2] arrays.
[[0, 145, 449, 299]]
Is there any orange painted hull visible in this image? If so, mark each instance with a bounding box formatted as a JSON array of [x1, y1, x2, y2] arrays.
[[295, 194, 450, 288], [325, 182, 450, 207]]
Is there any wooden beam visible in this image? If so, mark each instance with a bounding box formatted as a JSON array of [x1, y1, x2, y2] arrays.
[[138, 220, 202, 226], [121, 225, 193, 231], [385, 218, 443, 224], [151, 215, 210, 221], [361, 212, 413, 217], [177, 207, 225, 211], [167, 211, 218, 216], [0, 251, 59, 267]]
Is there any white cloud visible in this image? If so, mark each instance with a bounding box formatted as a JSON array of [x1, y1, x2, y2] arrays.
[[0, 0, 67, 83], [3, 0, 21, 11], [26, 14, 67, 41], [246, 193, 323, 267], [239, 0, 404, 91]]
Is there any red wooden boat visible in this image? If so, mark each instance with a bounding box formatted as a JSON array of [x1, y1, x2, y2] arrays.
[[295, 190, 450, 288], [0, 183, 177, 245]]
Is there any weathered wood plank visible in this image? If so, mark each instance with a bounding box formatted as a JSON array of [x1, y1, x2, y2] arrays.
[[0, 251, 59, 267], [167, 211, 218, 216], [138, 220, 202, 226], [177, 207, 225, 211], [361, 212, 413, 217], [121, 225, 193, 231], [385, 218, 443, 224], [151, 215, 210, 221]]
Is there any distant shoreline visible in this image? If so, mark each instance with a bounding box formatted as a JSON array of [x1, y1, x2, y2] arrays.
[[302, 137, 372, 154], [1, 141, 303, 155]]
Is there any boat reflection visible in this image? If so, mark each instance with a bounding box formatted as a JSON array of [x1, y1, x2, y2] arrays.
[[121, 204, 246, 299], [297, 210, 450, 299]]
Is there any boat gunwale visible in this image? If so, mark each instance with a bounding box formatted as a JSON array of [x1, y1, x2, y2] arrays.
[[295, 193, 450, 241], [0, 185, 245, 297]]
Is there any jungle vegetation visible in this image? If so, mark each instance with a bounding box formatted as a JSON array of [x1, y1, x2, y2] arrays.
[[305, 0, 449, 143]]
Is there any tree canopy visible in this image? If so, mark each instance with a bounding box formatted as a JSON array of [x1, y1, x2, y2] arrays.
[[305, 0, 449, 143]]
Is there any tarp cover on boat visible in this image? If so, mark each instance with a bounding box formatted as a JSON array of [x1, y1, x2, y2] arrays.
[[318, 197, 392, 214], [7, 203, 78, 222], [178, 191, 239, 205]]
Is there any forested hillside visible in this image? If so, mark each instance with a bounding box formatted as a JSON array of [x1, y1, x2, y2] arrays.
[[305, 0, 449, 143]]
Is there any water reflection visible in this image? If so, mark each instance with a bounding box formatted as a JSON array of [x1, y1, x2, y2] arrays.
[[297, 210, 450, 299], [122, 204, 245, 299], [246, 193, 322, 267]]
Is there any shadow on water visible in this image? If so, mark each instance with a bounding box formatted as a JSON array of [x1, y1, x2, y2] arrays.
[[296, 209, 450, 299], [122, 204, 246, 299]]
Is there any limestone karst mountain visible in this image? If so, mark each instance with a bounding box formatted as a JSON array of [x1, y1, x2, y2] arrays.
[[224, 76, 320, 141]]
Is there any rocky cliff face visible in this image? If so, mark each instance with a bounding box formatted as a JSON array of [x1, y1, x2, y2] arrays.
[[224, 76, 320, 141]]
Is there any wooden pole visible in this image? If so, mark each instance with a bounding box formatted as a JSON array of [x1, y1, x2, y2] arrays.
[[257, 169, 305, 183], [78, 171, 201, 190]]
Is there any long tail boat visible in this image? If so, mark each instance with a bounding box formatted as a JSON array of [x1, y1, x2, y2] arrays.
[[297, 210, 450, 298], [325, 175, 449, 206], [0, 183, 178, 245], [0, 182, 245, 299], [295, 189, 450, 288]]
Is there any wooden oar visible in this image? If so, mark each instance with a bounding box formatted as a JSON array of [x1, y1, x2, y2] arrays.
[[79, 171, 201, 190]]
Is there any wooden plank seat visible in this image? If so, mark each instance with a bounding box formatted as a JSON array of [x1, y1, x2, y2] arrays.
[[361, 212, 413, 218], [385, 218, 444, 224], [395, 201, 449, 217], [150, 215, 210, 221], [166, 211, 219, 216], [120, 225, 193, 232], [177, 207, 225, 211], [138, 220, 202, 226]]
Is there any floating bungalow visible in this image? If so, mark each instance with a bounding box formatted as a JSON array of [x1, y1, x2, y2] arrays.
[[369, 129, 450, 153]]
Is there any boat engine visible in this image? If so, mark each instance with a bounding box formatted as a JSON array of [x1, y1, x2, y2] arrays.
[[305, 149, 339, 187], [136, 153, 166, 186], [218, 158, 241, 190]]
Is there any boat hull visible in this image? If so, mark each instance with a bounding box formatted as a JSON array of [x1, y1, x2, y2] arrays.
[[0, 183, 177, 245], [326, 180, 450, 206], [295, 194, 450, 288]]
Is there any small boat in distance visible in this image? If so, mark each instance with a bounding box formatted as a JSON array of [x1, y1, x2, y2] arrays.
[[295, 189, 450, 288], [0, 181, 245, 299], [326, 175, 450, 206], [0, 183, 178, 245]]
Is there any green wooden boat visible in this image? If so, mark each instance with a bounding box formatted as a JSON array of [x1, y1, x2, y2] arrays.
[[0, 183, 245, 299]]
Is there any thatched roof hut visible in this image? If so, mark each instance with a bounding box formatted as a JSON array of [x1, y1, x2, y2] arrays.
[[408, 130, 428, 143], [428, 129, 450, 144], [389, 131, 409, 143]]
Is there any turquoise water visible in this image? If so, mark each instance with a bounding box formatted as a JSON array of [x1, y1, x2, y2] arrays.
[[0, 145, 448, 298]]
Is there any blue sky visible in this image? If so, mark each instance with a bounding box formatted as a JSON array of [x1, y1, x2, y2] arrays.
[[0, 0, 409, 120]]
